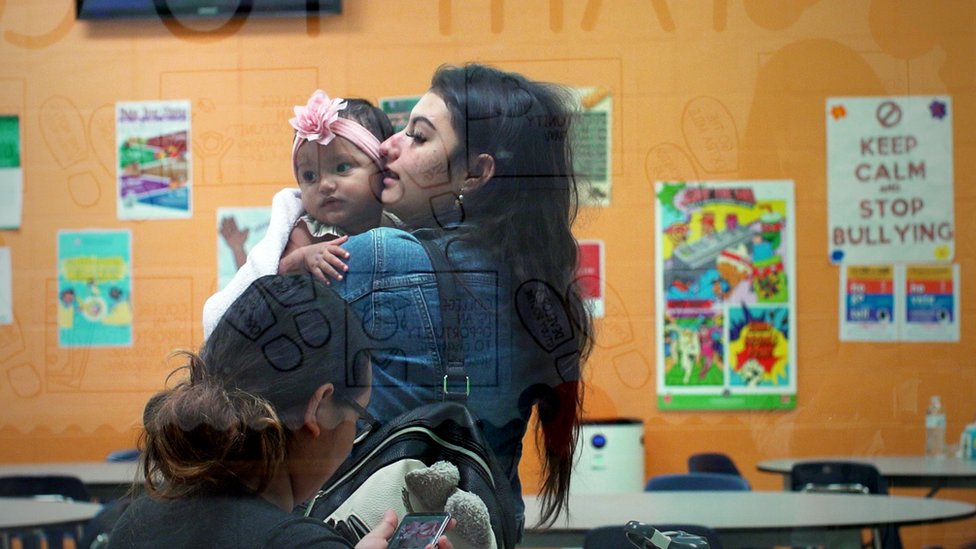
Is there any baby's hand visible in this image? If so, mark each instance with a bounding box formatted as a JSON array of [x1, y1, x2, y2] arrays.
[[298, 236, 349, 284]]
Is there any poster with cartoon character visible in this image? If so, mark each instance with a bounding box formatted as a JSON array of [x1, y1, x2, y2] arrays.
[[655, 181, 796, 410], [57, 229, 133, 347]]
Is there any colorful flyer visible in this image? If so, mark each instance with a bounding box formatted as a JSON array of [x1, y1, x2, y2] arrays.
[[57, 230, 133, 347], [0, 115, 22, 229], [901, 264, 959, 342], [655, 180, 796, 410], [379, 95, 422, 133], [216, 206, 271, 290], [839, 265, 897, 341], [116, 100, 192, 220], [0, 247, 11, 325], [573, 87, 612, 206], [576, 240, 604, 318], [826, 96, 953, 264]]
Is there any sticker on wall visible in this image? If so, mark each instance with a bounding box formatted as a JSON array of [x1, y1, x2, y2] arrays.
[[655, 180, 797, 410], [573, 87, 612, 206], [839, 265, 897, 341], [57, 230, 133, 347], [216, 206, 271, 290], [901, 263, 959, 342], [116, 100, 192, 220], [379, 95, 422, 133], [826, 96, 953, 264], [0, 115, 23, 229], [0, 247, 11, 325], [576, 240, 604, 318]]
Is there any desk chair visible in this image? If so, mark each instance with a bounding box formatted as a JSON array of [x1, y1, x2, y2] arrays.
[[0, 475, 92, 549], [584, 523, 723, 549], [645, 472, 750, 492], [687, 452, 743, 477], [789, 461, 903, 549]]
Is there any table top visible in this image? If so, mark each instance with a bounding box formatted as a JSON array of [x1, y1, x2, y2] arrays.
[[0, 497, 103, 530], [757, 455, 976, 491], [521, 491, 976, 547], [0, 461, 141, 486], [526, 491, 975, 531]]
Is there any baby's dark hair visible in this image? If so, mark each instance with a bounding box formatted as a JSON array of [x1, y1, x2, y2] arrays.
[[339, 98, 394, 143]]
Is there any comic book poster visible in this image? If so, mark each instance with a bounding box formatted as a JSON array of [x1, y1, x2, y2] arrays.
[[57, 230, 133, 347], [116, 100, 191, 220], [655, 181, 796, 410]]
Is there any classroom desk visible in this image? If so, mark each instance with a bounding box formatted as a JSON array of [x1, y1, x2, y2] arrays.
[[0, 461, 141, 501], [0, 497, 103, 549], [757, 455, 976, 496], [520, 491, 976, 548]]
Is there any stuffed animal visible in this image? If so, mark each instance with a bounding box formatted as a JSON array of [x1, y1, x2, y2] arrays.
[[403, 461, 496, 549]]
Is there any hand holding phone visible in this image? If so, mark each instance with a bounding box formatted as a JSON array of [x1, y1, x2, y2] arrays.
[[388, 512, 451, 549]]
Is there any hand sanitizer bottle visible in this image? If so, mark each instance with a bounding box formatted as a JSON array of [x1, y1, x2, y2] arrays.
[[925, 396, 946, 458]]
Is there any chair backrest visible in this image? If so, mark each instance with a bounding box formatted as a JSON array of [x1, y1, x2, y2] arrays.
[[789, 461, 902, 549], [644, 472, 750, 492], [0, 474, 91, 502], [106, 448, 141, 462], [583, 523, 723, 549], [788, 461, 887, 495], [687, 452, 742, 477]]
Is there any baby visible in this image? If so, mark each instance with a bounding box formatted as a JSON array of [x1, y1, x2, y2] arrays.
[[203, 90, 395, 339]]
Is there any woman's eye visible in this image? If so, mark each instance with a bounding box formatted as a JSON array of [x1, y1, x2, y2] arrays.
[[405, 131, 427, 144]]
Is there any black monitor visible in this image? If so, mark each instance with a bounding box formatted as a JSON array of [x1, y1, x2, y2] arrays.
[[76, 0, 342, 20]]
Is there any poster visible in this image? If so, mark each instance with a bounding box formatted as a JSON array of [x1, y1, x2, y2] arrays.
[[839, 265, 897, 341], [57, 230, 133, 347], [379, 95, 422, 133], [116, 100, 192, 220], [826, 96, 953, 264], [576, 240, 604, 318], [901, 264, 959, 342], [216, 206, 271, 290], [655, 180, 796, 410], [0, 247, 10, 325], [573, 87, 612, 206], [0, 115, 22, 229]]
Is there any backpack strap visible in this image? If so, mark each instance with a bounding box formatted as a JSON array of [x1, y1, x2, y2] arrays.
[[416, 236, 468, 401]]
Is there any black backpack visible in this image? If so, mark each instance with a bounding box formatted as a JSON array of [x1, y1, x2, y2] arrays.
[[299, 401, 517, 549]]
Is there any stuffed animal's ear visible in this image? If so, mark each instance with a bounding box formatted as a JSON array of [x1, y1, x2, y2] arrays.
[[404, 461, 460, 511], [445, 490, 496, 549]]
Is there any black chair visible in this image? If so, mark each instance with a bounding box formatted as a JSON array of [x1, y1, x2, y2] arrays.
[[584, 523, 723, 549], [0, 474, 93, 549], [789, 461, 903, 549], [687, 452, 743, 477], [644, 472, 750, 492]]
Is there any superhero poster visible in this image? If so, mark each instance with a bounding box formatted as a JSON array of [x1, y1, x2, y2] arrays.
[[655, 181, 796, 410]]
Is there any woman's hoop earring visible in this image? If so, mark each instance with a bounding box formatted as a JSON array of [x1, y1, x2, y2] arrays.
[[455, 192, 464, 208]]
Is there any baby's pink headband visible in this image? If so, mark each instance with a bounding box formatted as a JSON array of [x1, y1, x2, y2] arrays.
[[289, 90, 383, 180]]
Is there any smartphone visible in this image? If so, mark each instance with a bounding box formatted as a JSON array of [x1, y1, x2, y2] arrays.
[[388, 512, 451, 549], [623, 521, 711, 549]]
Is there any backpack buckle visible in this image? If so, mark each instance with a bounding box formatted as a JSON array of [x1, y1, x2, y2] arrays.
[[443, 373, 470, 398]]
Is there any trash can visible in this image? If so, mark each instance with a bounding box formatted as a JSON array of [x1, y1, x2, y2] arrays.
[[570, 418, 645, 494]]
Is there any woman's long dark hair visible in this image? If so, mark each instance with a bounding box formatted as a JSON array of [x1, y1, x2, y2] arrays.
[[431, 63, 594, 525]]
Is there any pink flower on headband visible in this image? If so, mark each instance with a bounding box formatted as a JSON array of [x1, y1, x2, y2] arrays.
[[289, 90, 347, 146]]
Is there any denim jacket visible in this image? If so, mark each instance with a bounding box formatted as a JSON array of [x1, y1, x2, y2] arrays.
[[333, 227, 578, 522]]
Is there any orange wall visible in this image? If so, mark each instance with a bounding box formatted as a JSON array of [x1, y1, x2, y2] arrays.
[[1, 1, 974, 546]]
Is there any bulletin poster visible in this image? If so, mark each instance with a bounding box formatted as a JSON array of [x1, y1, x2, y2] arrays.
[[116, 100, 192, 220], [57, 230, 133, 347], [655, 181, 797, 410]]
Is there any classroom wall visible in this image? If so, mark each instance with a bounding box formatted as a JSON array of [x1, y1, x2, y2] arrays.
[[1, 1, 974, 545]]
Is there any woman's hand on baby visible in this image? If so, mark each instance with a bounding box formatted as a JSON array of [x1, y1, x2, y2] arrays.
[[299, 235, 350, 284]]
